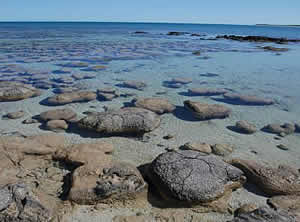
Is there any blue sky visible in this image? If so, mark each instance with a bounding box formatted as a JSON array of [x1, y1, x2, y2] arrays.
[[1, 0, 299, 25]]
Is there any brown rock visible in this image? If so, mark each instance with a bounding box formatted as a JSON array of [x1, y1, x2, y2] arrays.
[[230, 159, 300, 196], [133, 97, 175, 114], [181, 142, 212, 154], [188, 88, 228, 96], [223, 93, 274, 105], [235, 120, 257, 134], [0, 81, 41, 102], [211, 144, 234, 156], [184, 100, 231, 120], [39, 108, 77, 122], [122, 81, 147, 90], [45, 120, 68, 132], [46, 91, 97, 105], [263, 123, 295, 135], [4, 110, 25, 119]]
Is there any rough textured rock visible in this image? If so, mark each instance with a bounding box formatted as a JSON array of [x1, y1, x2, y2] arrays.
[[78, 107, 160, 135], [122, 81, 147, 90], [184, 100, 231, 120], [46, 91, 97, 105], [148, 150, 245, 206], [45, 120, 68, 132], [230, 159, 300, 196], [188, 88, 228, 96], [97, 88, 119, 101], [211, 144, 234, 156], [0, 81, 41, 102], [133, 97, 175, 114], [223, 93, 274, 105], [267, 195, 300, 215], [229, 206, 296, 222], [0, 183, 54, 222], [4, 110, 25, 119], [262, 123, 295, 135], [181, 142, 212, 154], [54, 143, 146, 205], [235, 120, 257, 134], [53, 142, 114, 166], [235, 203, 259, 215], [39, 108, 77, 122]]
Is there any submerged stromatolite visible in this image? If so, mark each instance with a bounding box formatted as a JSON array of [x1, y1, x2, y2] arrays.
[[184, 100, 231, 120], [0, 81, 41, 102], [78, 107, 160, 134]]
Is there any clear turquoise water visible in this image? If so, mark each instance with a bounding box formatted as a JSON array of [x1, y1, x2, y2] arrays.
[[1, 22, 300, 132]]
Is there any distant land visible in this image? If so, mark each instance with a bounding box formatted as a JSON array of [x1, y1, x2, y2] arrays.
[[256, 24, 300, 27]]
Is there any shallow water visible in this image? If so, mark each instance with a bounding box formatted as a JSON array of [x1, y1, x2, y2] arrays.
[[1, 22, 300, 221]]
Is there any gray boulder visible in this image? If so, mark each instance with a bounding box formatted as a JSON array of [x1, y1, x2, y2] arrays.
[[148, 150, 245, 205], [39, 108, 77, 122], [78, 107, 160, 134]]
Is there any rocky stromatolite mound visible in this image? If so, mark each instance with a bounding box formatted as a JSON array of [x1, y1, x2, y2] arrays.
[[262, 123, 295, 135], [230, 159, 300, 196], [235, 120, 257, 134], [78, 107, 160, 135], [54, 143, 146, 205], [229, 206, 297, 222], [132, 97, 175, 114], [97, 88, 120, 101], [223, 93, 274, 105], [121, 81, 147, 90], [0, 81, 41, 102], [184, 100, 231, 120], [267, 195, 300, 216], [45, 91, 97, 105], [0, 183, 54, 222], [3, 110, 25, 119], [180, 142, 212, 154], [147, 150, 245, 208], [216, 35, 300, 44], [0, 134, 68, 220], [39, 108, 77, 122], [45, 120, 69, 132], [188, 88, 228, 96]]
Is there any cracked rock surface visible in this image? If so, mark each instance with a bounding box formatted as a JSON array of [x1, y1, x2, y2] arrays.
[[0, 183, 53, 222], [148, 150, 245, 205], [78, 107, 160, 135]]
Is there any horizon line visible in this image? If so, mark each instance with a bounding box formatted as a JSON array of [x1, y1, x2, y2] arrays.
[[0, 21, 257, 26]]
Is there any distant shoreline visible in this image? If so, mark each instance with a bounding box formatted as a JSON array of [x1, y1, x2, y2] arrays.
[[256, 24, 300, 27]]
